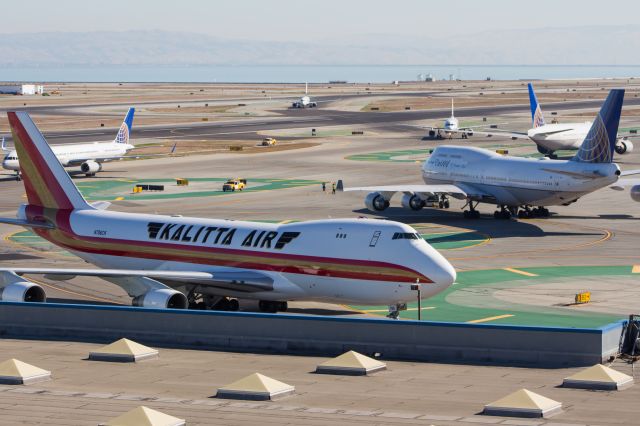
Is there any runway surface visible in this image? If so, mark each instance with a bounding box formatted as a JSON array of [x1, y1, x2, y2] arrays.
[[4, 96, 640, 144]]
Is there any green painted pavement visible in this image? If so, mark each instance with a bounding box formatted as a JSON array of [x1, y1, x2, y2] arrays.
[[345, 149, 429, 163], [76, 177, 322, 201], [421, 231, 488, 250], [351, 265, 636, 328]]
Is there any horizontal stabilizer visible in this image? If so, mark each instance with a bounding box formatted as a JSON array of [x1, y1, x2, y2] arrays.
[[0, 218, 54, 229]]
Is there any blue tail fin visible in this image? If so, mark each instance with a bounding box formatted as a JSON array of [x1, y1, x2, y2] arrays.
[[114, 107, 135, 144], [572, 89, 624, 164], [528, 83, 545, 128]]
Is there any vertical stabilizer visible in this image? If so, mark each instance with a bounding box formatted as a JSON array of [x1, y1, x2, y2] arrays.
[[528, 83, 546, 128], [572, 89, 624, 163], [7, 112, 91, 210], [114, 107, 135, 144], [451, 99, 454, 118]]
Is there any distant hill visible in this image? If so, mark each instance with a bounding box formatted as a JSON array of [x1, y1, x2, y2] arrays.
[[0, 26, 637, 66]]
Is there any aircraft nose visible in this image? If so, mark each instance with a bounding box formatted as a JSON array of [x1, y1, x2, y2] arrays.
[[415, 245, 456, 293]]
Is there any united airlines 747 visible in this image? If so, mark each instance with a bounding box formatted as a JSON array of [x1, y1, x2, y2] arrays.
[[341, 89, 640, 219]]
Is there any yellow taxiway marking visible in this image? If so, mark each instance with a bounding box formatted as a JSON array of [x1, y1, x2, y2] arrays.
[[632, 265, 640, 273], [114, 196, 124, 201], [279, 219, 293, 224], [361, 306, 436, 313], [467, 314, 514, 324], [503, 268, 538, 277]]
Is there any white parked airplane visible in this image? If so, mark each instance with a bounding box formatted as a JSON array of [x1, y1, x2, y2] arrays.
[[424, 100, 476, 139], [0, 111, 456, 316], [2, 108, 136, 178], [341, 89, 640, 219], [291, 82, 317, 108], [512, 83, 634, 158]]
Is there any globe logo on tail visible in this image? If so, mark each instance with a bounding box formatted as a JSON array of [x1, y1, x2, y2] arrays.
[[115, 121, 129, 144], [533, 105, 545, 128], [575, 114, 612, 163]]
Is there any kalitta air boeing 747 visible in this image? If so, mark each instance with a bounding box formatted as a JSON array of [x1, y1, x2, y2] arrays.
[[0, 112, 455, 316]]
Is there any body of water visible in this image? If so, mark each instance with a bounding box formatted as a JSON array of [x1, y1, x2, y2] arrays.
[[1, 65, 639, 83]]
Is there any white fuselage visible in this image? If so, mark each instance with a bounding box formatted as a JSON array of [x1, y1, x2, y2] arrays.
[[3, 141, 134, 171], [32, 210, 455, 305], [527, 122, 592, 152], [422, 146, 620, 207], [441, 117, 459, 136]]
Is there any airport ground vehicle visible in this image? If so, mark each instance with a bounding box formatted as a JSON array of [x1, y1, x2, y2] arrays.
[[222, 178, 247, 192], [261, 138, 277, 146]]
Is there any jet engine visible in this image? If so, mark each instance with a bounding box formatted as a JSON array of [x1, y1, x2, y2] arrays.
[[132, 288, 188, 309], [631, 185, 640, 202], [80, 160, 102, 175], [365, 192, 390, 211], [401, 193, 425, 211], [0, 273, 46, 303], [615, 139, 634, 155]]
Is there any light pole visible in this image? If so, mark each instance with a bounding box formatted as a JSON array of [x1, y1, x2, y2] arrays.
[[411, 278, 422, 320]]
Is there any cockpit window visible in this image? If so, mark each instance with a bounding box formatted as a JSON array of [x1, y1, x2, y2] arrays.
[[392, 232, 421, 240], [4, 156, 17, 160]]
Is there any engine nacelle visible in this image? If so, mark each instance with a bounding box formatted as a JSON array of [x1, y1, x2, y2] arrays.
[[364, 192, 390, 211], [80, 160, 102, 174], [466, 130, 474, 137], [631, 185, 640, 202], [401, 193, 425, 211], [0, 281, 46, 303], [615, 139, 634, 155], [132, 288, 188, 309]]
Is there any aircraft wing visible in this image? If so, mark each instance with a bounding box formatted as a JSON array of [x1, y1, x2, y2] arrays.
[[1, 268, 274, 292], [341, 183, 467, 198], [621, 169, 640, 176], [610, 178, 640, 190], [338, 180, 497, 203]]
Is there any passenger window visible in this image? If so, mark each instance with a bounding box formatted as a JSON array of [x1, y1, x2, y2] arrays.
[[369, 231, 381, 247]]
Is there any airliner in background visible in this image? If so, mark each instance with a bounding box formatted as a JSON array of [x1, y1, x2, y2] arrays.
[[291, 82, 317, 108], [341, 89, 640, 220], [0, 111, 456, 318], [2, 108, 139, 179], [511, 83, 635, 158], [423, 99, 483, 139]]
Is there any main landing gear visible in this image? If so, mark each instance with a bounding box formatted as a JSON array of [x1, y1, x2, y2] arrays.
[[188, 292, 240, 311], [438, 195, 450, 209], [494, 206, 550, 219], [463, 201, 480, 219], [258, 300, 288, 313]]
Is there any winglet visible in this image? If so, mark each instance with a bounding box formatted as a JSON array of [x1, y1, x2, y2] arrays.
[[1, 137, 8, 152], [336, 179, 344, 192], [170, 142, 177, 154], [115, 107, 135, 144], [528, 83, 545, 128], [572, 89, 624, 164]]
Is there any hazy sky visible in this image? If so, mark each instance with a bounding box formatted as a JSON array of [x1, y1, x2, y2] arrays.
[[2, 0, 638, 41]]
